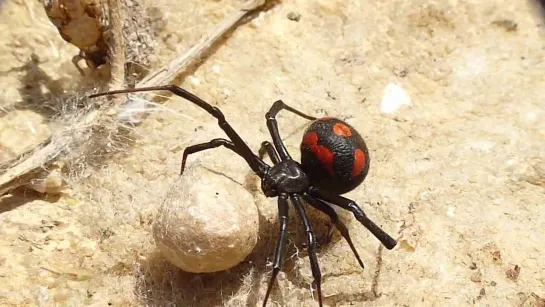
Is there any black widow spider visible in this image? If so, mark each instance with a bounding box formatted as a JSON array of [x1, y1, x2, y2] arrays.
[[89, 85, 397, 307]]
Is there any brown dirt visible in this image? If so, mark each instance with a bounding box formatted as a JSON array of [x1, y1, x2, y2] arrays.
[[1, 0, 544, 306]]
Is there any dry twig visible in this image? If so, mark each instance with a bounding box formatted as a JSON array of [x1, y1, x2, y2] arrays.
[[107, 0, 126, 92], [0, 0, 269, 196]]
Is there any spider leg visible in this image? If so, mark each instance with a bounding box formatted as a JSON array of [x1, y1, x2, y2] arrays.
[[263, 193, 289, 307], [309, 187, 397, 250], [265, 100, 317, 160], [291, 194, 323, 307], [259, 141, 282, 164], [180, 138, 241, 176], [89, 85, 269, 177], [71, 53, 86, 75], [302, 194, 365, 270]]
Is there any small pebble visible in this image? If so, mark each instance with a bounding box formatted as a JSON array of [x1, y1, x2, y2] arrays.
[[212, 64, 221, 74], [505, 265, 521, 281], [380, 83, 411, 114], [26, 166, 67, 194], [287, 12, 301, 22], [477, 288, 486, 299], [471, 271, 483, 283], [393, 66, 408, 77], [163, 34, 179, 52], [189, 76, 200, 86]]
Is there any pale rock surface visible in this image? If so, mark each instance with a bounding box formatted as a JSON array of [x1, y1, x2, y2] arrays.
[[0, 110, 51, 164], [152, 162, 260, 273]]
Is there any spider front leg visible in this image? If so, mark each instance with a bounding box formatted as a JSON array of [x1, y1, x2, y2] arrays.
[[302, 194, 365, 270], [265, 100, 317, 160], [291, 194, 323, 307], [71, 53, 87, 75], [89, 85, 269, 177], [179, 138, 240, 176], [310, 187, 397, 250], [263, 193, 289, 307], [259, 141, 282, 165]]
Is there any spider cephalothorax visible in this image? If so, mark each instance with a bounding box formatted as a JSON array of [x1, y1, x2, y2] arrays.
[[90, 85, 397, 307]]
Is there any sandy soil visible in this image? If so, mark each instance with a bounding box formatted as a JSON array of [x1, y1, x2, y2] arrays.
[[1, 0, 544, 306]]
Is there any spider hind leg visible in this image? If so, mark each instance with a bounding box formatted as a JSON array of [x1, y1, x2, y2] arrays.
[[310, 187, 397, 250], [303, 194, 365, 270]]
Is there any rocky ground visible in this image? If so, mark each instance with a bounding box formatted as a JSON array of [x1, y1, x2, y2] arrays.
[[0, 0, 544, 306]]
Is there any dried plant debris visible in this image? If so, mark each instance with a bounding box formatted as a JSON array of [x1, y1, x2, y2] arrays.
[[0, 0, 269, 196], [0, 91, 103, 196], [42, 0, 156, 79], [42, 0, 108, 75], [491, 19, 518, 32]]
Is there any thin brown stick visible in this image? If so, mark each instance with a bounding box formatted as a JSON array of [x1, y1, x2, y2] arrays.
[[107, 0, 126, 92], [0, 0, 269, 196]]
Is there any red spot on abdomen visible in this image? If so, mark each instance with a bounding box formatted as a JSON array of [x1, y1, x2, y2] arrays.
[[302, 132, 319, 147], [351, 148, 366, 177], [303, 132, 335, 176], [333, 123, 352, 137]]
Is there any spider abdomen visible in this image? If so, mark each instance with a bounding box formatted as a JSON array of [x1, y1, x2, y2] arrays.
[[300, 117, 370, 195]]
